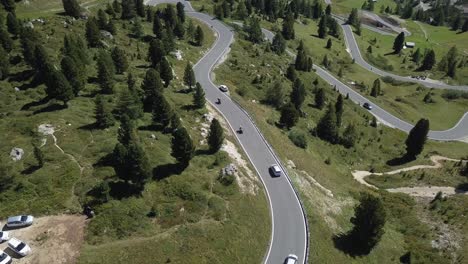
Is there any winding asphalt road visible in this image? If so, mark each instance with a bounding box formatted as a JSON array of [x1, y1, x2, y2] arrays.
[[147, 1, 308, 263]]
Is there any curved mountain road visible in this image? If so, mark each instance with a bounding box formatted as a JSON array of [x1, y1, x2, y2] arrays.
[[146, 1, 309, 263]]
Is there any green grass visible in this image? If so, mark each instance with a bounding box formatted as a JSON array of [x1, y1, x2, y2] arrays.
[[15, 0, 109, 18], [213, 29, 468, 262], [366, 161, 467, 189], [332, 0, 396, 15], [0, 5, 270, 263]]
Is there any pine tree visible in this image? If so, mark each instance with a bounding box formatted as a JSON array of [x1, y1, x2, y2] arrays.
[[420, 49, 436, 70], [318, 15, 327, 38], [183, 62, 196, 89], [349, 192, 386, 254], [176, 2, 185, 23], [445, 46, 458, 78], [452, 14, 461, 31], [245, 16, 263, 43], [152, 93, 173, 129], [174, 19, 185, 39], [193, 82, 205, 109], [315, 87, 325, 109], [33, 145, 45, 168], [290, 78, 306, 110], [141, 68, 163, 111], [280, 103, 300, 129], [326, 38, 332, 49], [61, 56, 85, 95], [370, 78, 381, 97], [271, 32, 286, 55], [405, 118, 429, 159], [412, 48, 421, 63], [208, 118, 224, 153], [286, 64, 297, 81], [135, 0, 145, 17], [325, 4, 331, 15], [194, 25, 204, 46], [33, 45, 52, 79], [106, 3, 115, 17], [186, 20, 195, 42], [116, 86, 143, 119], [121, 0, 136, 19], [159, 57, 173, 87], [153, 15, 163, 38], [316, 104, 338, 143], [347, 8, 359, 27], [393, 32, 405, 54], [282, 12, 295, 40], [111, 47, 129, 74], [63, 34, 89, 66], [164, 5, 178, 29], [335, 94, 343, 127], [113, 0, 121, 13], [295, 50, 308, 71], [132, 17, 144, 39], [235, 0, 248, 19], [148, 39, 165, 67], [97, 9, 108, 30], [341, 123, 357, 148], [265, 81, 285, 108], [0, 27, 13, 52], [0, 46, 9, 80], [95, 95, 115, 128], [1, 0, 16, 12], [322, 54, 330, 68], [6, 12, 19, 36], [62, 0, 81, 18], [45, 69, 75, 105], [85, 17, 101, 47], [162, 26, 176, 52], [462, 19, 468, 33], [171, 126, 194, 166], [97, 49, 116, 94]]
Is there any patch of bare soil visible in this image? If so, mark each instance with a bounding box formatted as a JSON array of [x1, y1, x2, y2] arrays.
[[0, 215, 87, 264]]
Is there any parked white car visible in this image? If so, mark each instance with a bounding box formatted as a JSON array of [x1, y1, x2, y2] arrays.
[[6, 215, 34, 228], [218, 85, 229, 92], [269, 164, 282, 177], [8, 238, 31, 257], [0, 231, 9, 242], [0, 250, 12, 264]]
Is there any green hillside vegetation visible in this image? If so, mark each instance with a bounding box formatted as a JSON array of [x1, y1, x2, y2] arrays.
[[0, 2, 269, 263], [214, 25, 468, 262]]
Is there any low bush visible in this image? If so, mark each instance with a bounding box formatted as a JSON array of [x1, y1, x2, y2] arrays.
[[441, 90, 468, 100], [288, 128, 308, 148]]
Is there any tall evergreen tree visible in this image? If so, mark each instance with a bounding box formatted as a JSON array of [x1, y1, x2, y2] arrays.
[[393, 32, 405, 54], [348, 192, 386, 254], [290, 78, 306, 110], [341, 123, 357, 148], [85, 17, 101, 47], [61, 56, 85, 95], [316, 104, 338, 143], [33, 45, 52, 79], [141, 68, 163, 111], [235, 0, 248, 19], [335, 94, 343, 127], [95, 95, 115, 128], [135, 0, 145, 17], [1, 0, 16, 12], [153, 15, 163, 38], [6, 12, 19, 36], [208, 118, 224, 153], [62, 0, 81, 18], [0, 27, 13, 52], [271, 32, 286, 55], [265, 81, 285, 108], [97, 9, 108, 30], [152, 93, 173, 129], [405, 118, 429, 159], [132, 17, 144, 39], [113, 0, 121, 13], [318, 15, 327, 38], [116, 86, 143, 119], [244, 16, 263, 43], [45, 69, 75, 105], [325, 4, 331, 15], [347, 8, 359, 27], [452, 14, 461, 31], [183, 62, 196, 89], [193, 82, 205, 109], [159, 57, 173, 87], [0, 46, 9, 80], [370, 78, 381, 97], [121, 0, 136, 19], [171, 126, 195, 166], [148, 39, 165, 67], [412, 48, 421, 63], [286, 64, 297, 81], [282, 12, 295, 40], [462, 19, 468, 33], [315, 87, 325, 109], [194, 25, 204, 46], [280, 103, 300, 129], [111, 46, 129, 74], [420, 49, 436, 70], [176, 2, 185, 23], [97, 49, 116, 94], [326, 38, 332, 49], [173, 19, 185, 39]]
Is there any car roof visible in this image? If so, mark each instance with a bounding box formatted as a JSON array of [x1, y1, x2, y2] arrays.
[[7, 216, 22, 222], [8, 238, 21, 247], [272, 164, 281, 170]]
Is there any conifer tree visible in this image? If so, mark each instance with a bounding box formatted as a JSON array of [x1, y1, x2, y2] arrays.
[[194, 25, 204, 46], [290, 78, 306, 110], [85, 17, 101, 47], [318, 15, 327, 38], [183, 62, 196, 89], [235, 0, 248, 19], [341, 123, 357, 148], [186, 20, 195, 41], [393, 32, 405, 54], [316, 104, 338, 143], [326, 38, 332, 49], [315, 87, 325, 109], [370, 78, 381, 97], [272, 32, 286, 55], [62, 0, 81, 18], [0, 27, 13, 52], [171, 126, 195, 166], [159, 57, 173, 87], [412, 48, 421, 63], [420, 49, 436, 70], [174, 19, 185, 39], [97, 50, 116, 94], [116, 86, 143, 119], [0, 46, 9, 80], [135, 0, 145, 17], [61, 56, 85, 95], [347, 8, 359, 27], [462, 19, 468, 32], [121, 0, 136, 19], [176, 2, 185, 23], [45, 69, 75, 105], [148, 39, 165, 67], [265, 81, 285, 108], [132, 17, 144, 39], [286, 64, 297, 81], [282, 12, 295, 40], [335, 94, 343, 127], [1, 0, 16, 12], [141, 68, 163, 111], [97, 9, 108, 30], [95, 95, 115, 128], [153, 15, 163, 38], [405, 118, 429, 159], [111, 46, 129, 74], [193, 82, 205, 109], [245, 16, 263, 43], [152, 93, 173, 129], [280, 103, 300, 129], [113, 0, 121, 13], [6, 12, 19, 36], [208, 118, 224, 153]]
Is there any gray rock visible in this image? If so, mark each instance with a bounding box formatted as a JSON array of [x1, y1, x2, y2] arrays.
[[10, 147, 24, 161]]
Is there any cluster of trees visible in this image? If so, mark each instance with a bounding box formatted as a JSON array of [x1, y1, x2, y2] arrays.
[[317, 5, 340, 39], [243, 16, 263, 43], [410, 46, 461, 77]]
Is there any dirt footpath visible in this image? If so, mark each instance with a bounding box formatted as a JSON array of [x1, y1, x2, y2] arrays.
[[0, 215, 87, 264]]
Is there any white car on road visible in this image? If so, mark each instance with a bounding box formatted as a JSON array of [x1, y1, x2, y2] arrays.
[[0, 231, 9, 242], [8, 238, 31, 257], [285, 254, 298, 264], [0, 250, 11, 264], [269, 164, 282, 177], [218, 85, 229, 92], [6, 215, 34, 228]]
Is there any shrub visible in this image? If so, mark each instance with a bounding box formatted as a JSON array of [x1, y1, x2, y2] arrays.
[[441, 90, 468, 100], [288, 129, 308, 148]]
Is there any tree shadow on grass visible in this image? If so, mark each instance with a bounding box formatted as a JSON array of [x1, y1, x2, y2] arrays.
[[79, 123, 98, 130], [21, 97, 50, 111], [153, 163, 185, 181], [456, 183, 468, 193], [33, 102, 67, 114], [181, 104, 195, 111], [21, 165, 41, 175], [332, 233, 372, 257], [94, 153, 115, 167], [8, 69, 35, 84], [109, 181, 143, 199], [386, 154, 415, 166], [195, 148, 212, 156]]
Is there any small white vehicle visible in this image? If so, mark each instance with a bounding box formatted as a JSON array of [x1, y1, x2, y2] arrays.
[[218, 85, 229, 92], [269, 164, 282, 177], [8, 238, 31, 257], [6, 215, 34, 228], [0, 231, 9, 242], [285, 254, 298, 264], [0, 250, 12, 264]]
